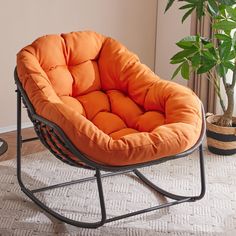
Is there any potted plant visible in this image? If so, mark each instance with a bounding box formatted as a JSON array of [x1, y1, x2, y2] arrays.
[[165, 0, 236, 155]]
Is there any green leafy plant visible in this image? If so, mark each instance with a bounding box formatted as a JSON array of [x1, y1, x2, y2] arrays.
[[165, 0, 236, 127]]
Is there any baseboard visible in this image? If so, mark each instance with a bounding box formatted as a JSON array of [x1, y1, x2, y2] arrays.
[[0, 122, 33, 134]]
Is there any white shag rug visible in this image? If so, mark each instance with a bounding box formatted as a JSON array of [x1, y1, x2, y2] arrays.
[[0, 149, 236, 236]]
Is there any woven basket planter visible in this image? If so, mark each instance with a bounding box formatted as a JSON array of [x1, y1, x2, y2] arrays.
[[206, 115, 236, 155]]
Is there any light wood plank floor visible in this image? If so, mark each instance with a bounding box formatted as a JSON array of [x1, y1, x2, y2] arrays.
[[0, 127, 45, 161]]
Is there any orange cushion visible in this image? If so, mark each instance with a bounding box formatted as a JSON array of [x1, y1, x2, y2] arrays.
[[17, 31, 202, 166]]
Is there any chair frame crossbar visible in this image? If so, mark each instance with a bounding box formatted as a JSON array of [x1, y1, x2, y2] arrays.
[[15, 69, 206, 228]]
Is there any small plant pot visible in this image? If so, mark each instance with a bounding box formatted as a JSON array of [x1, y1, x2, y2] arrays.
[[206, 115, 236, 155]]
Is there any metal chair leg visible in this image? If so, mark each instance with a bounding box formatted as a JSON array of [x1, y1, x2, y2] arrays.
[[133, 144, 206, 202]]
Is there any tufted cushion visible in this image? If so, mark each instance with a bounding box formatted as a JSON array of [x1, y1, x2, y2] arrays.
[[17, 31, 202, 166]]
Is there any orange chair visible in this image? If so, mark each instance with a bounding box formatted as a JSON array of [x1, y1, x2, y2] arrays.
[[15, 31, 206, 228]]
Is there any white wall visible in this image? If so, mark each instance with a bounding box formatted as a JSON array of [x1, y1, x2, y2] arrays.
[[0, 0, 157, 132], [155, 1, 191, 86]]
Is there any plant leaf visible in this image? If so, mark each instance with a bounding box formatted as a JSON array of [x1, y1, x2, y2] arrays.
[[171, 63, 183, 80], [176, 41, 196, 49], [226, 50, 236, 60], [214, 33, 232, 41], [222, 61, 235, 70], [197, 62, 215, 74], [170, 58, 186, 64], [218, 4, 227, 18], [165, 0, 175, 12], [208, 0, 219, 16], [182, 7, 195, 23], [171, 48, 197, 61], [213, 20, 236, 31], [226, 6, 236, 21], [219, 0, 236, 5], [180, 35, 200, 43], [204, 42, 214, 49], [196, 0, 205, 20], [219, 41, 232, 60], [181, 61, 190, 80], [191, 53, 201, 68], [179, 4, 194, 10], [209, 47, 219, 59], [216, 64, 227, 77], [202, 50, 217, 61]]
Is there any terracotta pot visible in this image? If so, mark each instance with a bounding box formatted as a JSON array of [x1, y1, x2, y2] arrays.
[[206, 115, 236, 155]]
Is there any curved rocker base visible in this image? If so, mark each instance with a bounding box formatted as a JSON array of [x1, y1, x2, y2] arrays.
[[16, 82, 206, 229], [17, 152, 205, 228], [17, 141, 205, 228]]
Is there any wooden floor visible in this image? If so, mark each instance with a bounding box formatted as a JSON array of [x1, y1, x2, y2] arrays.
[[0, 127, 45, 161]]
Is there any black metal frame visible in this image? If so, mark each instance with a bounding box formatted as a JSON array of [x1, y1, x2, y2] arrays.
[[15, 68, 206, 228]]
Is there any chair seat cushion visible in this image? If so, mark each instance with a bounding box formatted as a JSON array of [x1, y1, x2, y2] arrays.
[[17, 31, 202, 166]]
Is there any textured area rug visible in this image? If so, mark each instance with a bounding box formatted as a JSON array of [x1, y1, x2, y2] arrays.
[[0, 149, 236, 236]]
